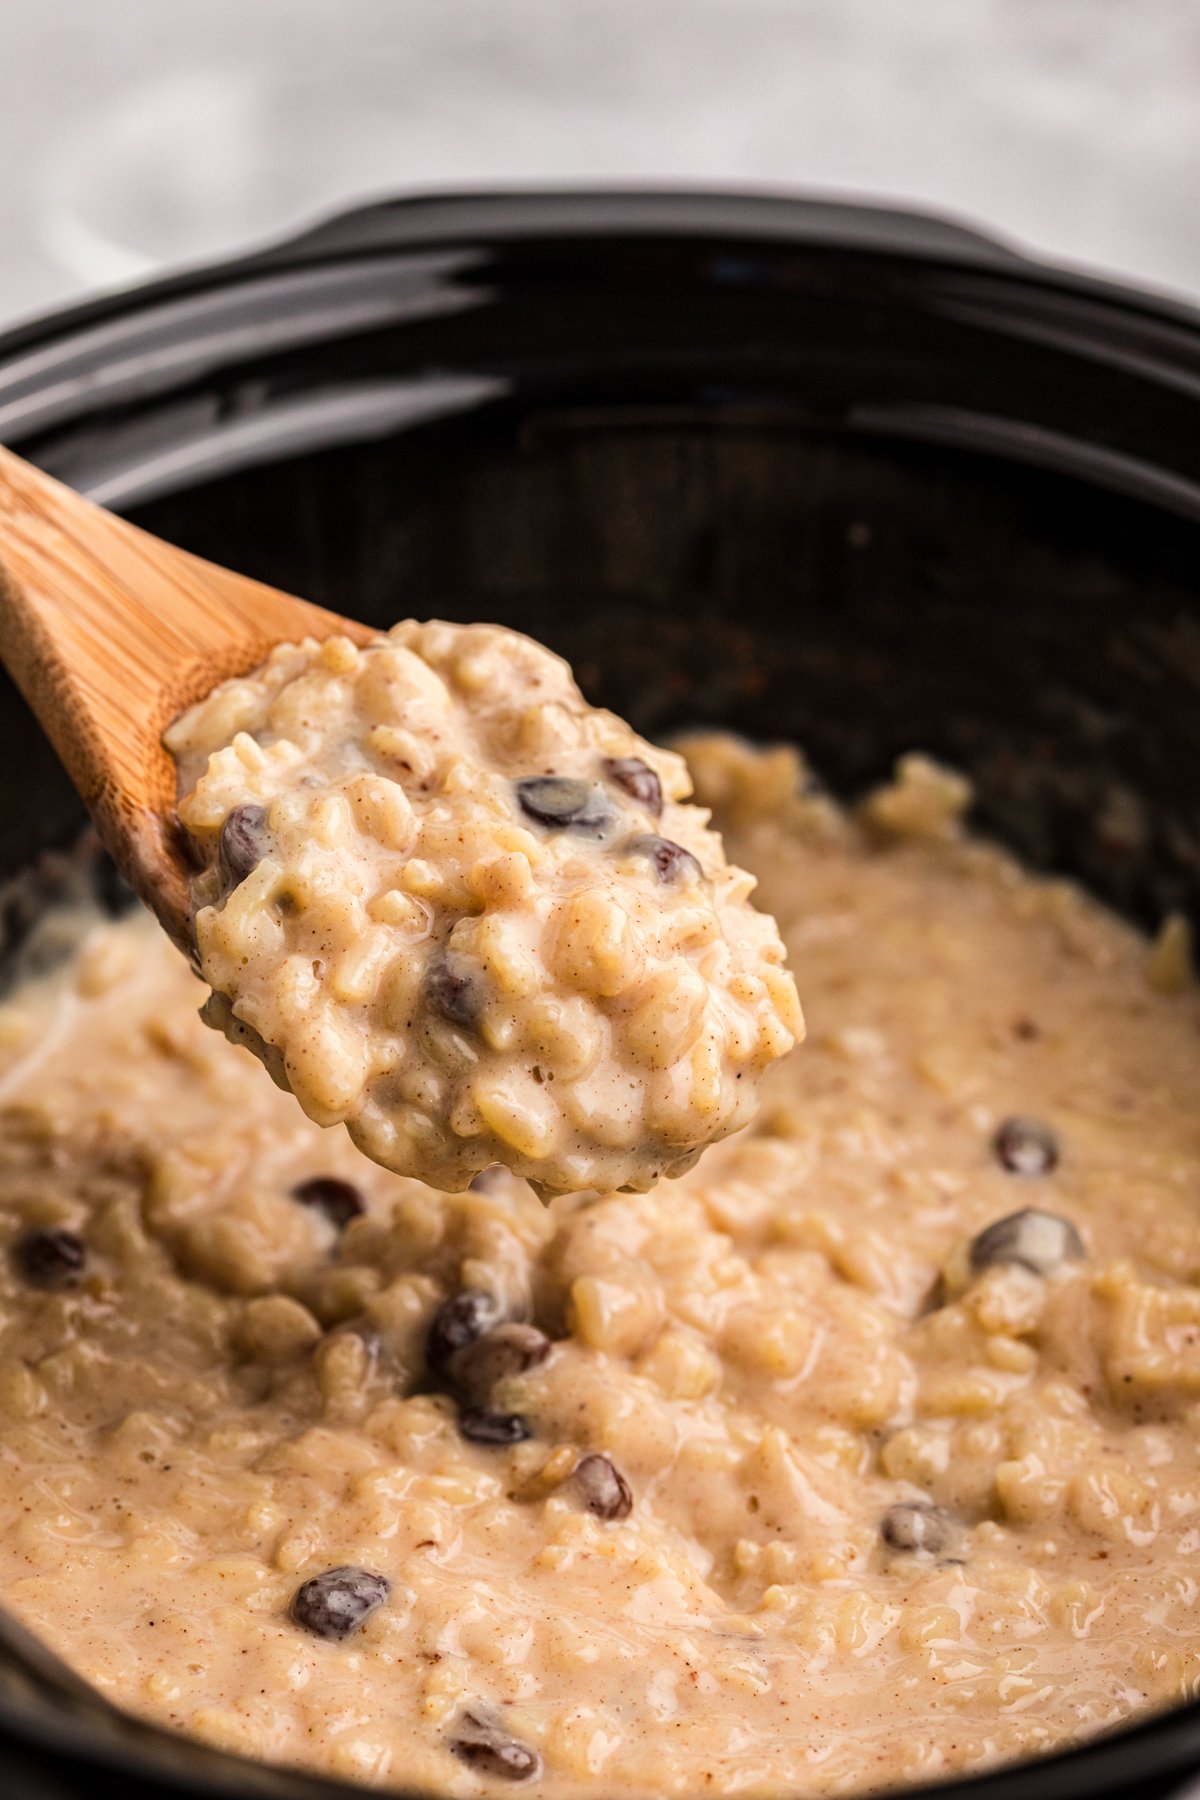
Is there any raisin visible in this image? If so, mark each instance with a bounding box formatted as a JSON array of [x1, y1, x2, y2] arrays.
[[450, 1711, 542, 1781], [969, 1208, 1084, 1277], [425, 954, 483, 1030], [453, 1323, 551, 1405], [993, 1115, 1058, 1176], [290, 1175, 364, 1229], [515, 777, 615, 839], [13, 1228, 85, 1289], [602, 756, 662, 816], [427, 1290, 502, 1377], [290, 1566, 389, 1640], [625, 834, 702, 884], [881, 1502, 957, 1558], [573, 1453, 632, 1520], [458, 1408, 532, 1446], [217, 804, 272, 891]]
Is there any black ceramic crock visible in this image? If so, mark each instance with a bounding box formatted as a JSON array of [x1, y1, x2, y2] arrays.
[[0, 190, 1198, 1800]]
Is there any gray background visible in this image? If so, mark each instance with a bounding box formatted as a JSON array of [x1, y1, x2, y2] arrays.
[[2, 0, 1200, 329]]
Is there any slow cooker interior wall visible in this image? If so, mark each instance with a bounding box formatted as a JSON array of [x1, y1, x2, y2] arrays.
[[3, 411, 1198, 936]]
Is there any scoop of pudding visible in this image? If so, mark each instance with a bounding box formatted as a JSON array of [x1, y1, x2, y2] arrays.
[[166, 621, 802, 1194]]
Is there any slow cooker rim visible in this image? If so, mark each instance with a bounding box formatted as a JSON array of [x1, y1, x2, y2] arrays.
[[3, 186, 1200, 527], [4, 185, 1200, 345]]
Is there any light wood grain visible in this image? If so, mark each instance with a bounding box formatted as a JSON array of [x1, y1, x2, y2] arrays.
[[0, 442, 373, 954]]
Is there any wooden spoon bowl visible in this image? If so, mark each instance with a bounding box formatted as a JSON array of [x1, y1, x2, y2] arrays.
[[0, 442, 374, 953]]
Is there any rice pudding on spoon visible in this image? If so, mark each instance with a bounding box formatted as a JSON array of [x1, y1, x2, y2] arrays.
[[166, 620, 802, 1195]]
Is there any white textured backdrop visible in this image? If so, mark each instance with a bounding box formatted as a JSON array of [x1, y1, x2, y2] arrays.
[[2, 0, 1200, 325]]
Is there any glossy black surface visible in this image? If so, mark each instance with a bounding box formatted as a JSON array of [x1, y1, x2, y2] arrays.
[[0, 191, 1199, 1800]]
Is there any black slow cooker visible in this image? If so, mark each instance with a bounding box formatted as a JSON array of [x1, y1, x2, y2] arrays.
[[0, 191, 1198, 1800]]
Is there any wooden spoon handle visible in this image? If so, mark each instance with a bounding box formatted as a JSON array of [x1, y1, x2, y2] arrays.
[[0, 443, 369, 949]]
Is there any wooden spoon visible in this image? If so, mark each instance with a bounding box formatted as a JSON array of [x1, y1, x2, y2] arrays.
[[0, 442, 374, 956]]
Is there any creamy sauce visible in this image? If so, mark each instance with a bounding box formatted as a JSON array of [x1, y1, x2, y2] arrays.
[[0, 738, 1196, 1795]]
